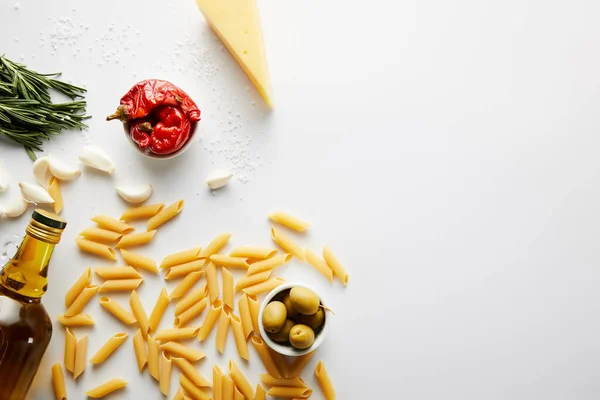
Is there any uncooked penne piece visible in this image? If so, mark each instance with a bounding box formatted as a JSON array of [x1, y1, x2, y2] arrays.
[[197, 300, 223, 341], [234, 386, 244, 400], [172, 357, 211, 387], [271, 227, 305, 261], [268, 387, 312, 398], [64, 328, 76, 373], [116, 230, 157, 248], [98, 278, 143, 292], [149, 288, 169, 333], [160, 247, 202, 269], [57, 313, 95, 327], [205, 261, 219, 301], [247, 294, 260, 332], [175, 297, 208, 327], [305, 248, 334, 282], [75, 238, 117, 260], [120, 203, 164, 221], [120, 248, 158, 273], [130, 290, 150, 334], [65, 268, 92, 308], [246, 253, 291, 276], [170, 271, 204, 300], [260, 374, 306, 387], [133, 329, 147, 372], [89, 332, 128, 364], [64, 284, 99, 317], [99, 297, 136, 324], [215, 306, 231, 353], [159, 341, 205, 362], [175, 283, 208, 316], [243, 278, 286, 296], [221, 375, 234, 400], [222, 268, 234, 310], [230, 314, 249, 360], [91, 214, 134, 233], [323, 246, 349, 286], [85, 378, 128, 398], [48, 177, 63, 214], [154, 327, 200, 342], [210, 254, 249, 269], [160, 352, 172, 396], [173, 388, 184, 400], [79, 227, 123, 243], [147, 199, 184, 231], [213, 365, 223, 400], [180, 374, 210, 400], [73, 334, 88, 380], [51, 363, 67, 400], [250, 335, 282, 378], [94, 266, 141, 280], [198, 232, 231, 258], [287, 351, 315, 378], [229, 246, 277, 259], [229, 360, 254, 399], [270, 349, 290, 380], [147, 335, 160, 381], [164, 260, 204, 280], [238, 293, 254, 338], [255, 384, 267, 400], [235, 271, 271, 291], [315, 360, 336, 400], [269, 211, 311, 232]]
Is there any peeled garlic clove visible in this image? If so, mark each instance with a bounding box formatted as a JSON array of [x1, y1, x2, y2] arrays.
[[48, 155, 81, 180], [206, 169, 233, 189], [33, 156, 52, 187], [19, 182, 55, 204], [2, 196, 29, 217], [0, 167, 8, 192], [115, 185, 153, 204], [79, 145, 115, 174]]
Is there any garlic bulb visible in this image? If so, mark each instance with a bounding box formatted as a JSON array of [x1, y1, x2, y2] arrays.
[[19, 182, 55, 204], [0, 166, 8, 192], [48, 156, 81, 180], [115, 185, 153, 204], [206, 169, 233, 189], [33, 156, 52, 187], [79, 145, 116, 174], [2, 196, 29, 218]]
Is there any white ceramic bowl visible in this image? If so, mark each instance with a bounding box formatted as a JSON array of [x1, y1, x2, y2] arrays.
[[258, 282, 330, 356], [122, 121, 197, 160]]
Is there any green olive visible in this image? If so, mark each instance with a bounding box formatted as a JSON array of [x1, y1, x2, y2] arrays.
[[289, 324, 315, 349], [281, 292, 298, 319], [301, 308, 325, 329], [290, 287, 320, 315], [268, 319, 295, 343], [262, 301, 287, 333]]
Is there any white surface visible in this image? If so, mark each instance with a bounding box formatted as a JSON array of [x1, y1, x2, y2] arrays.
[[1, 0, 600, 399]]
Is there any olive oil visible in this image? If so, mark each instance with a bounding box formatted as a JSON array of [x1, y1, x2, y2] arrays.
[[0, 210, 66, 400]]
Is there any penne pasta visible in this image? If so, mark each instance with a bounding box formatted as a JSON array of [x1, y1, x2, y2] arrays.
[[73, 334, 88, 380], [255, 384, 267, 400], [64, 284, 99, 317], [173, 388, 184, 400], [268, 387, 312, 398], [170, 271, 204, 300], [246, 253, 291, 276], [75, 238, 117, 260], [85, 378, 128, 398], [250, 335, 282, 378], [120, 203, 164, 221], [172, 357, 211, 387], [175, 297, 208, 327], [213, 365, 223, 400], [94, 266, 141, 280], [51, 363, 67, 400], [79, 227, 123, 243], [260, 374, 306, 388], [175, 284, 208, 316], [243, 277, 286, 296], [147, 335, 160, 381], [149, 288, 170, 332], [222, 268, 234, 311], [205, 261, 219, 302], [130, 290, 150, 334], [229, 246, 277, 259], [229, 360, 254, 399], [154, 327, 200, 342], [287, 351, 315, 378], [221, 375, 234, 400], [48, 177, 63, 214], [269, 211, 311, 232], [270, 348, 290, 379], [133, 329, 147, 372], [230, 314, 249, 360], [116, 230, 157, 248], [99, 297, 136, 324], [247, 294, 260, 333], [160, 247, 202, 269], [159, 341, 205, 362], [98, 278, 143, 292], [65, 268, 92, 308], [210, 254, 249, 269], [315, 361, 336, 400], [215, 306, 231, 353], [64, 328, 76, 373], [57, 313, 95, 327], [147, 199, 184, 231], [180, 374, 210, 400], [234, 386, 244, 400], [91, 214, 134, 233], [160, 352, 172, 396], [305, 248, 334, 282], [271, 227, 305, 261], [323, 246, 349, 285], [235, 270, 272, 291], [197, 300, 223, 341], [164, 260, 204, 280], [89, 332, 128, 364], [120, 248, 158, 273], [198, 232, 231, 258], [238, 293, 254, 338]]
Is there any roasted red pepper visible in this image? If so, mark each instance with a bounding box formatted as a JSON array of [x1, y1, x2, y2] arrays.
[[107, 79, 200, 155]]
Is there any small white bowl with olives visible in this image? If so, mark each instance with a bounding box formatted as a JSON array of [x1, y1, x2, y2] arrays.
[[258, 283, 330, 356]]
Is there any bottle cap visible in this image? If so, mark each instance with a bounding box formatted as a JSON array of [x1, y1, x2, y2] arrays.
[[32, 209, 67, 230]]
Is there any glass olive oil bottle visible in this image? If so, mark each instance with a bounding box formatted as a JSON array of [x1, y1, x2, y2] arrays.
[[0, 209, 66, 400]]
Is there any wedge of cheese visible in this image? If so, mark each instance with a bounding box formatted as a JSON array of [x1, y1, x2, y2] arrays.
[[195, 0, 274, 108]]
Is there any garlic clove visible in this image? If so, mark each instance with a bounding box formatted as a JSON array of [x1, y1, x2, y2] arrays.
[[33, 156, 52, 188], [206, 169, 233, 189], [0, 166, 8, 192], [2, 196, 29, 218], [115, 185, 153, 204], [48, 155, 81, 180], [19, 182, 55, 204], [79, 145, 115, 174]]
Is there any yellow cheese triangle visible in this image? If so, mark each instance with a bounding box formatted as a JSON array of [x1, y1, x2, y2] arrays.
[[195, 0, 274, 108]]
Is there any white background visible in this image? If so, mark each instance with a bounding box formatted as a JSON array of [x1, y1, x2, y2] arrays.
[[1, 0, 600, 399]]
